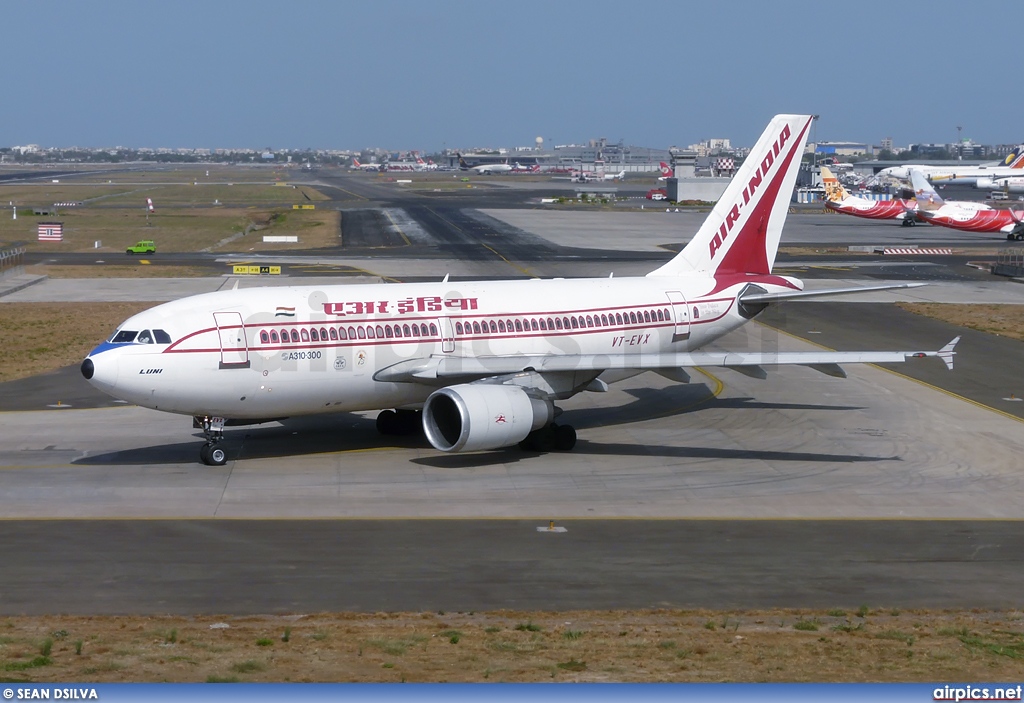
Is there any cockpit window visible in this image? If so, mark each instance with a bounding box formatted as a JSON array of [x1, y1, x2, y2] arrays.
[[136, 330, 154, 344], [110, 330, 138, 343], [153, 329, 172, 345]]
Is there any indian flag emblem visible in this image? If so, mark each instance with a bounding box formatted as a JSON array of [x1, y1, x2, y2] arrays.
[[275, 306, 296, 317]]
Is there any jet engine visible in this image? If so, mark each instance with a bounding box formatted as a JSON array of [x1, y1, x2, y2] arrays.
[[976, 177, 996, 190], [422, 384, 553, 452]]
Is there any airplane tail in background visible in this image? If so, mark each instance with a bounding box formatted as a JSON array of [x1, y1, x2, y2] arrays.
[[1006, 145, 1024, 168], [647, 114, 813, 278], [457, 153, 470, 169], [911, 169, 944, 211], [820, 166, 850, 202], [658, 162, 672, 179]]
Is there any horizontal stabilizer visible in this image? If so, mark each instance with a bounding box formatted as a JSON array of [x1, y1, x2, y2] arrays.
[[739, 282, 926, 304]]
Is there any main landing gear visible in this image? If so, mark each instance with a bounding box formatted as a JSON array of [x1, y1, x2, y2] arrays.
[[197, 416, 228, 466], [519, 423, 577, 452], [1007, 232, 1024, 241], [376, 409, 422, 436]]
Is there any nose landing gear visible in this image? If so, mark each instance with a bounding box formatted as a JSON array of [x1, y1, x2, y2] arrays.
[[196, 415, 228, 466]]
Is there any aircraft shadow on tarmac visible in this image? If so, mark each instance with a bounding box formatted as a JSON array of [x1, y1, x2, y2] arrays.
[[71, 389, 871, 467], [411, 441, 896, 469]]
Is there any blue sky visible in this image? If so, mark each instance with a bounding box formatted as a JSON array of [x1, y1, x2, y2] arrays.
[[1, 0, 1016, 152]]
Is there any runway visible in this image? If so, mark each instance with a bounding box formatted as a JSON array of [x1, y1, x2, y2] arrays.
[[3, 170, 1024, 614]]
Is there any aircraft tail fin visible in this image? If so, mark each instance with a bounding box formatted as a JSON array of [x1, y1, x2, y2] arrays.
[[457, 153, 470, 169], [911, 169, 944, 211], [820, 165, 850, 203], [647, 114, 813, 278], [1007, 145, 1024, 168]]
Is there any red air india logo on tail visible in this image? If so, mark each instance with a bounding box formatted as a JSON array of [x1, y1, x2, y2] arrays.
[[708, 123, 792, 260]]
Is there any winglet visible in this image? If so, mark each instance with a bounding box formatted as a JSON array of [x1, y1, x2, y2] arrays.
[[938, 335, 960, 370]]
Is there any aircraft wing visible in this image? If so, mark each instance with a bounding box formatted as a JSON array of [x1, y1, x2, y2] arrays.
[[374, 337, 960, 383]]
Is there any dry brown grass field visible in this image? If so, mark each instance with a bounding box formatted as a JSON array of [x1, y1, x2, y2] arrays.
[[0, 302, 153, 382], [897, 303, 1024, 343], [0, 205, 339, 253], [1, 610, 1023, 683]]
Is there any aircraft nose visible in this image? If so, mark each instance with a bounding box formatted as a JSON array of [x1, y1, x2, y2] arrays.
[[82, 352, 119, 393]]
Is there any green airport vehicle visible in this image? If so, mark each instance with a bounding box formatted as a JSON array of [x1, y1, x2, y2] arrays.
[[126, 240, 156, 254]]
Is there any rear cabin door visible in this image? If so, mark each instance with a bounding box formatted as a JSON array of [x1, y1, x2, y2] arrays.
[[665, 291, 690, 342], [213, 311, 250, 369]]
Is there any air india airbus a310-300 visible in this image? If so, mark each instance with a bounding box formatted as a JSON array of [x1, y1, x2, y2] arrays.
[[81, 115, 959, 465]]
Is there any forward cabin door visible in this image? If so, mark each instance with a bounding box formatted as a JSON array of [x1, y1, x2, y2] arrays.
[[665, 291, 690, 342], [213, 311, 250, 369]]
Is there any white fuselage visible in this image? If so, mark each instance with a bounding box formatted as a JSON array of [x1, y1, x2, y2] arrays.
[[85, 274, 798, 419]]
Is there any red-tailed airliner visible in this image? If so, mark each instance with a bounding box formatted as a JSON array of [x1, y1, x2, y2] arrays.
[[81, 115, 958, 465], [911, 170, 1024, 240], [821, 166, 920, 225]]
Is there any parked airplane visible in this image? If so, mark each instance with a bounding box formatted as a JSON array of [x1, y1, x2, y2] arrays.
[[821, 166, 920, 225], [976, 176, 1024, 194], [415, 156, 438, 171], [510, 163, 541, 174], [81, 115, 958, 466], [350, 158, 380, 172], [878, 146, 1024, 185], [457, 154, 513, 174], [602, 170, 626, 181], [911, 170, 1024, 240]]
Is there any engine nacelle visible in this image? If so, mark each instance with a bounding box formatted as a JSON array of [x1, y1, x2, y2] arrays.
[[422, 384, 553, 452], [976, 177, 996, 190]]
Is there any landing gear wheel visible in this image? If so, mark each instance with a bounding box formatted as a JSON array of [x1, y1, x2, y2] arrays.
[[520, 423, 576, 452], [199, 442, 228, 466], [376, 409, 398, 435], [1016, 233, 1024, 241], [208, 445, 227, 466], [554, 424, 577, 451], [377, 409, 421, 436]]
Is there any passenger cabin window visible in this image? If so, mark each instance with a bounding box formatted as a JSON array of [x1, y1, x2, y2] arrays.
[[310, 328, 319, 342], [260, 331, 270, 344], [271, 330, 280, 343], [290, 329, 300, 343], [429, 323, 438, 336], [376, 325, 384, 339], [357, 327, 366, 339], [153, 329, 172, 344], [366, 326, 375, 339], [320, 327, 328, 341], [456, 322, 464, 335], [329, 328, 338, 341], [301, 329, 310, 342], [338, 327, 348, 340]]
